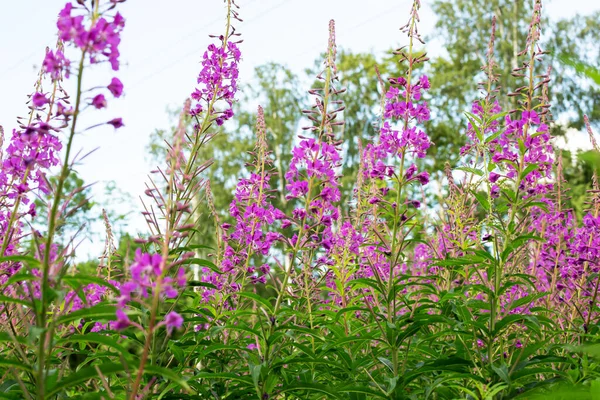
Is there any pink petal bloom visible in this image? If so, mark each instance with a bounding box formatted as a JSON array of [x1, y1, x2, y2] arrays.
[[416, 171, 430, 185], [107, 77, 123, 97], [113, 12, 126, 29], [165, 311, 183, 335], [91, 94, 107, 109], [107, 118, 124, 129], [32, 92, 49, 107], [522, 110, 540, 126], [161, 278, 178, 299], [42, 50, 70, 80], [176, 267, 186, 286], [491, 184, 500, 198], [420, 75, 430, 89], [489, 172, 500, 183], [113, 309, 130, 330]]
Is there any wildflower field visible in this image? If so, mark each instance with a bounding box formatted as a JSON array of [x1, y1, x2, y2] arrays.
[[2, 0, 600, 398]]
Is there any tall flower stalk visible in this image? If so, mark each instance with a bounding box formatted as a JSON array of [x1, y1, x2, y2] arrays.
[[122, 1, 242, 397]]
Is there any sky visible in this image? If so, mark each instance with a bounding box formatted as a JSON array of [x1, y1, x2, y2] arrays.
[[1, 0, 599, 257]]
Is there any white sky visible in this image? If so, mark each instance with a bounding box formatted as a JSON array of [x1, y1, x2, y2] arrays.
[[1, 0, 599, 257]]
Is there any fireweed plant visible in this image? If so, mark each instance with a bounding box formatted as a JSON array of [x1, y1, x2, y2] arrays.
[[3, 0, 600, 398]]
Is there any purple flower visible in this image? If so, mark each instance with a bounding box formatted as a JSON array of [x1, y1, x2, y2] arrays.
[[113, 309, 130, 330], [107, 77, 123, 97], [32, 92, 48, 107], [362, 75, 432, 184], [522, 110, 540, 126], [416, 171, 430, 185], [176, 267, 187, 286], [42, 50, 70, 80], [491, 184, 500, 198], [165, 311, 183, 335], [202, 107, 282, 304], [56, 2, 125, 70], [489, 172, 500, 183], [91, 94, 107, 109], [190, 37, 240, 123], [107, 118, 124, 129]]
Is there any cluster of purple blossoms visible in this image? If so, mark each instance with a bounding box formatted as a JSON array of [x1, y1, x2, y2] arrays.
[[223, 172, 283, 275], [199, 175, 283, 303], [0, 81, 63, 289], [530, 204, 576, 299], [200, 108, 283, 304], [45, 2, 125, 125], [190, 40, 241, 123], [527, 206, 600, 322], [285, 138, 342, 250], [323, 221, 365, 306], [64, 282, 118, 332], [460, 100, 503, 155], [1, 123, 62, 211], [279, 20, 344, 257], [490, 109, 554, 196], [55, 2, 125, 70], [363, 75, 432, 181], [113, 250, 185, 335]]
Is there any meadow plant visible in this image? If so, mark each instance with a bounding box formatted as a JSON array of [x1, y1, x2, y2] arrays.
[[2, 0, 600, 398]]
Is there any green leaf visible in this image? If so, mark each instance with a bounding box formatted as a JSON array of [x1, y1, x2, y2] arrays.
[[501, 235, 542, 262], [47, 363, 193, 397], [1, 272, 38, 289], [472, 190, 490, 212], [508, 292, 549, 311], [62, 275, 119, 293], [0, 358, 33, 373], [579, 150, 600, 174], [194, 371, 253, 385], [559, 55, 600, 85], [181, 258, 221, 274], [55, 333, 129, 357], [145, 365, 193, 392], [0, 295, 32, 308], [0, 255, 41, 268], [435, 255, 485, 267], [46, 363, 125, 397], [280, 382, 342, 399], [338, 385, 388, 398], [485, 129, 503, 144], [55, 304, 118, 325], [456, 166, 484, 176], [464, 112, 484, 142], [237, 291, 274, 312], [519, 163, 539, 180], [492, 364, 511, 383]]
